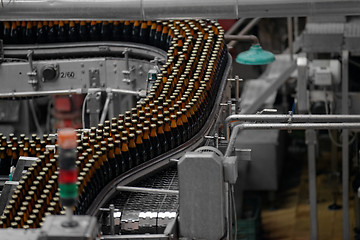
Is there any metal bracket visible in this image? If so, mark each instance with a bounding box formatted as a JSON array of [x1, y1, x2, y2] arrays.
[[87, 92, 101, 127], [89, 69, 101, 88], [256, 108, 278, 114], [205, 133, 226, 149], [122, 48, 135, 84], [27, 50, 39, 89]]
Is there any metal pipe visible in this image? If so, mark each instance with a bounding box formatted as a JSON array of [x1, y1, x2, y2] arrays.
[[287, 17, 294, 60], [101, 234, 169, 239], [116, 186, 179, 195], [225, 114, 360, 125], [294, 17, 299, 38], [235, 76, 240, 114], [225, 122, 360, 157], [228, 18, 261, 49], [342, 50, 350, 240], [100, 93, 112, 125], [224, 35, 259, 45], [109, 204, 115, 235], [0, 88, 141, 98], [0, 0, 360, 21], [306, 129, 318, 240]]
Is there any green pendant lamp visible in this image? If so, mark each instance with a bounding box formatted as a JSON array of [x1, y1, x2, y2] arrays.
[[236, 44, 275, 65]]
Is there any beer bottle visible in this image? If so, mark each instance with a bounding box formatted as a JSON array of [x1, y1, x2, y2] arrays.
[[30, 21, 38, 42], [128, 133, 139, 167], [157, 121, 168, 154], [112, 21, 122, 41], [142, 127, 153, 160], [131, 21, 140, 43], [160, 25, 169, 50], [36, 21, 47, 43], [176, 112, 186, 144], [148, 22, 157, 45], [58, 21, 68, 42], [114, 140, 123, 175], [0, 147, 8, 175], [170, 115, 181, 146], [149, 124, 160, 157], [89, 21, 100, 41], [98, 147, 110, 184], [101, 21, 111, 41], [139, 21, 148, 44], [2, 210, 11, 226], [1, 215, 8, 228], [135, 130, 146, 163], [3, 21, 11, 44], [68, 21, 79, 42], [122, 21, 131, 42], [107, 143, 118, 177], [10, 21, 20, 44], [46, 21, 57, 43], [121, 137, 131, 171], [154, 22, 162, 48], [11, 147, 18, 167], [79, 21, 88, 42], [164, 118, 175, 150]]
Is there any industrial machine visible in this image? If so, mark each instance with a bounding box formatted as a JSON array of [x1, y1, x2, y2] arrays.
[[1, 1, 360, 240]]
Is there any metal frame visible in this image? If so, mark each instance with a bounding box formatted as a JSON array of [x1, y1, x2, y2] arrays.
[[0, 0, 360, 20], [0, 43, 165, 98]]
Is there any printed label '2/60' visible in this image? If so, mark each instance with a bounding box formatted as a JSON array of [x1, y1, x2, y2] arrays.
[[60, 72, 75, 78]]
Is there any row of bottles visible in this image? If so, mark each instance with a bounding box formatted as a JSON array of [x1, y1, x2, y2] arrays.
[[0, 20, 173, 50], [0, 133, 55, 176], [0, 19, 228, 227]]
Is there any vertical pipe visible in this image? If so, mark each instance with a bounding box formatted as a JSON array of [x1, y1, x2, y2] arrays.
[[342, 50, 350, 240], [287, 17, 294, 61], [109, 204, 115, 235], [235, 76, 240, 114], [294, 17, 299, 38], [306, 129, 318, 240]]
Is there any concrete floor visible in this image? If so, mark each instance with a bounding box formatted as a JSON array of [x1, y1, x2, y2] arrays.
[[261, 140, 356, 240]]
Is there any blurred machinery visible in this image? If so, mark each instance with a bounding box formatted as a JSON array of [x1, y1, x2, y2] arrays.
[[0, 1, 360, 240]]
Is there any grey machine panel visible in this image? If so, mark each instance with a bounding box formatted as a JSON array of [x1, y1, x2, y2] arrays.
[[0, 58, 155, 95], [178, 152, 225, 240], [235, 129, 281, 191]]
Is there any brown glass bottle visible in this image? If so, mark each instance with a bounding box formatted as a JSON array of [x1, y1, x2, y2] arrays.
[[121, 137, 131, 171], [150, 124, 160, 157], [114, 140, 124, 175], [135, 130, 147, 163], [142, 127, 153, 160], [107, 143, 118, 178], [128, 134, 140, 167]]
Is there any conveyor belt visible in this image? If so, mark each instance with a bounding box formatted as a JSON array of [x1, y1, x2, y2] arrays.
[[0, 19, 230, 229]]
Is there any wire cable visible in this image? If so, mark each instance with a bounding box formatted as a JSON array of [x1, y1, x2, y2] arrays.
[[29, 99, 43, 136], [81, 93, 91, 129]]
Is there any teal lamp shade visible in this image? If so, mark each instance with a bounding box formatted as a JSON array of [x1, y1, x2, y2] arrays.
[[235, 44, 275, 65]]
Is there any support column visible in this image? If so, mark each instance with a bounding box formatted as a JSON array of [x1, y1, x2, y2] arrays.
[[342, 50, 350, 240], [306, 129, 318, 240]]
